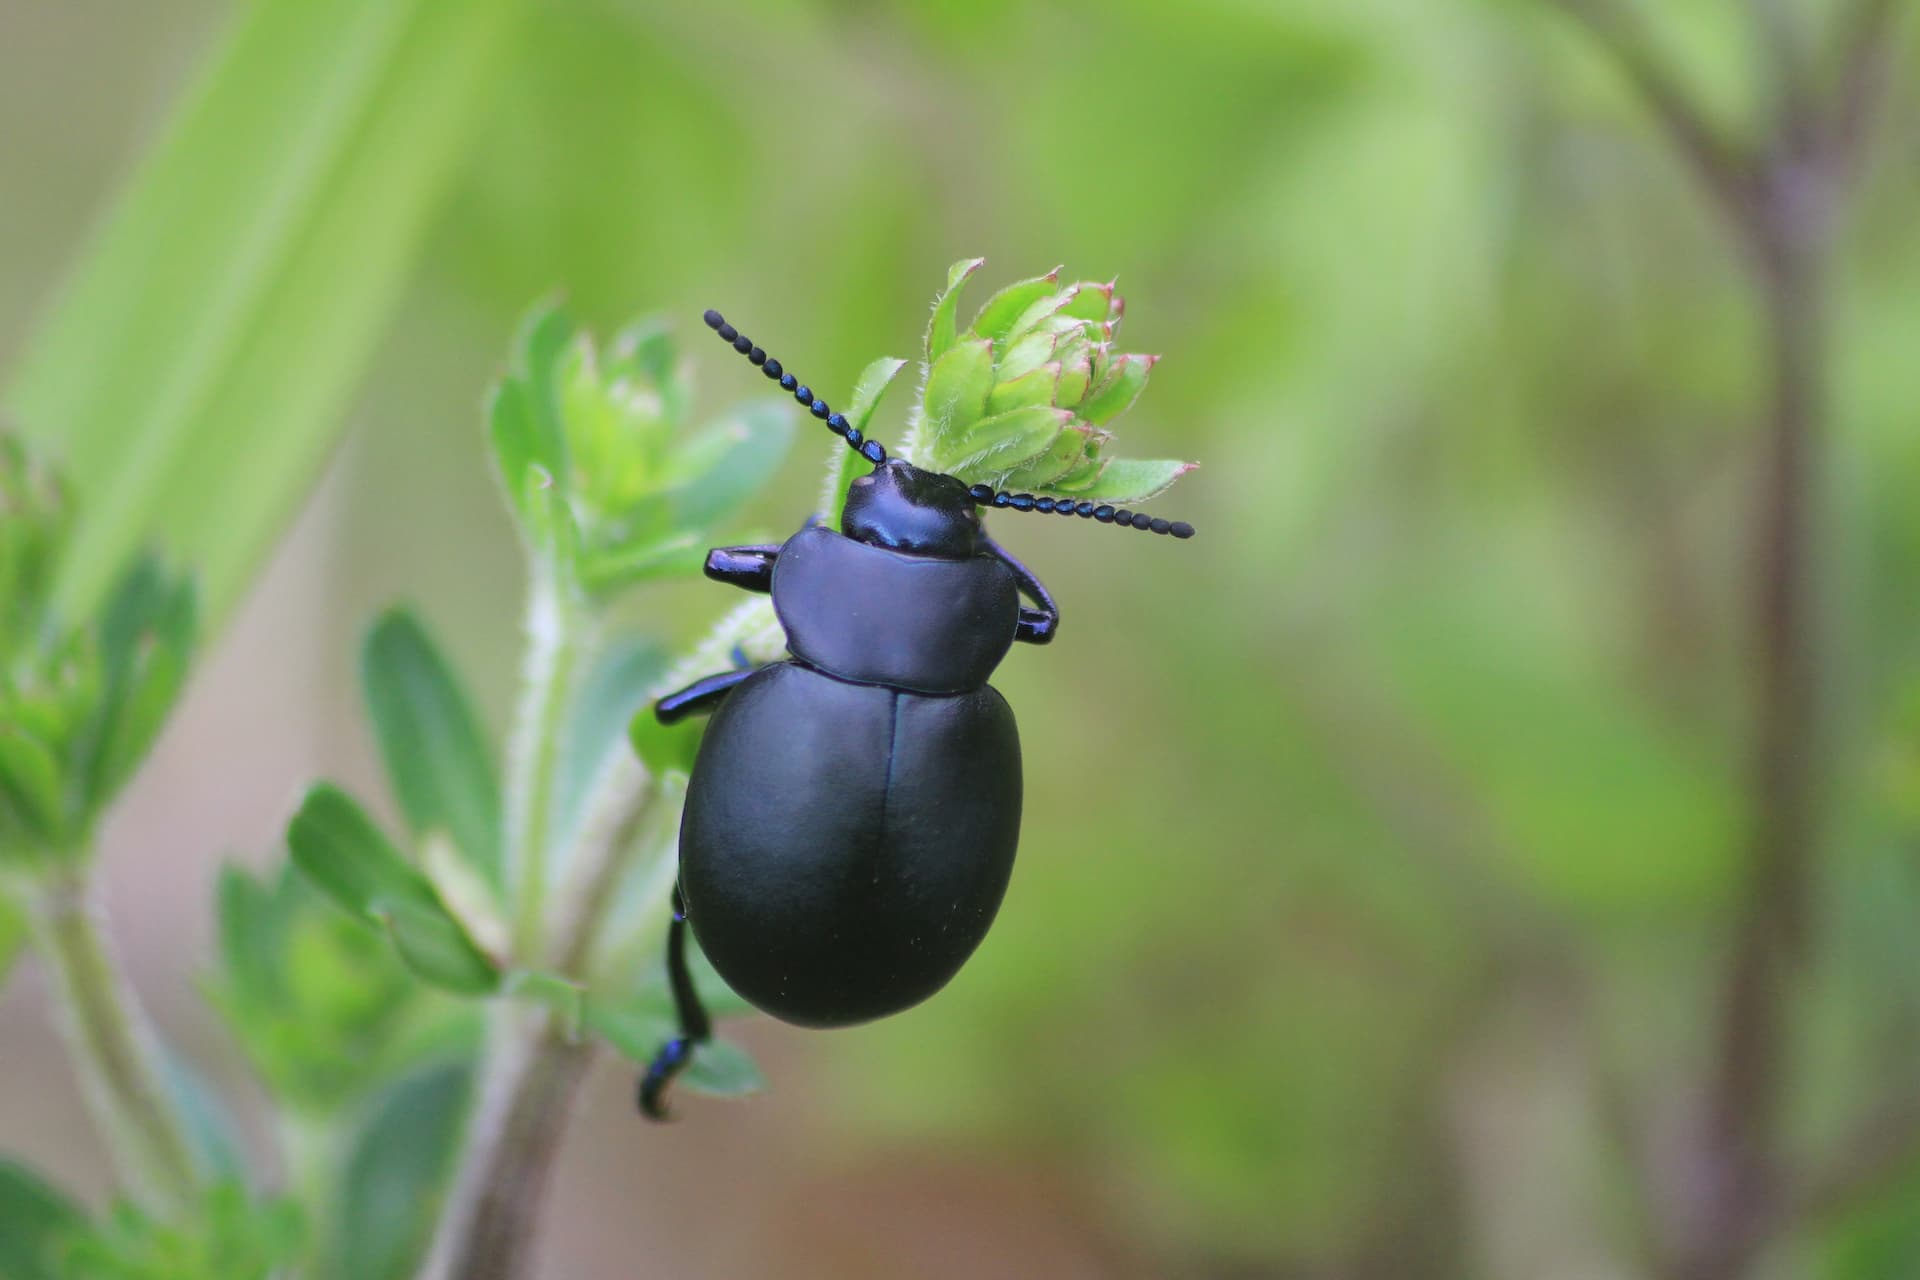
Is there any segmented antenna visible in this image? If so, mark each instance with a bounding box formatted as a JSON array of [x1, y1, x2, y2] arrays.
[[963, 484, 1195, 539], [704, 310, 888, 466], [704, 308, 1193, 539]]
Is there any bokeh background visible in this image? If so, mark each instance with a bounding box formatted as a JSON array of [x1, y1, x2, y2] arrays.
[[5, 1, 1920, 1276]]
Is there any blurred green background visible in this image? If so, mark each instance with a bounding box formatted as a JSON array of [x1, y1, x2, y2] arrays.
[[5, 0, 1920, 1276]]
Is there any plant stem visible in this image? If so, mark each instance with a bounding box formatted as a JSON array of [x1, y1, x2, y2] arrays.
[[24, 868, 199, 1213], [1682, 197, 1828, 1280], [417, 1003, 594, 1280], [1533, 2, 1912, 1273], [423, 672, 676, 1278], [505, 568, 587, 967]]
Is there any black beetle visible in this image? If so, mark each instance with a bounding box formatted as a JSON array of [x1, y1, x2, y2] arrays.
[[638, 309, 1194, 1118]]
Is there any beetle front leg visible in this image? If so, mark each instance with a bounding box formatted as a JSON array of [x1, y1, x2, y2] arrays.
[[984, 536, 1059, 644], [639, 882, 712, 1121], [705, 545, 780, 593]]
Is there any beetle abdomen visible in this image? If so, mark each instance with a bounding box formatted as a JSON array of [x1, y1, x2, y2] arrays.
[[678, 661, 1022, 1029]]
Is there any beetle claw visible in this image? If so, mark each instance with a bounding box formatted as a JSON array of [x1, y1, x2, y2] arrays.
[[638, 1037, 695, 1121]]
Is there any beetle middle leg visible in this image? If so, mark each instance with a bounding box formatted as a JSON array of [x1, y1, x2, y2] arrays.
[[655, 667, 759, 724], [639, 882, 712, 1120]]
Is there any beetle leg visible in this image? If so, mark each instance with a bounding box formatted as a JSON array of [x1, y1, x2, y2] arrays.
[[655, 668, 759, 725], [705, 545, 780, 593], [639, 882, 712, 1121], [983, 535, 1060, 645]]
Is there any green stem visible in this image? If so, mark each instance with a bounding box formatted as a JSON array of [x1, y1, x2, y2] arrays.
[[422, 597, 785, 1280], [25, 868, 199, 1212], [505, 569, 588, 966]]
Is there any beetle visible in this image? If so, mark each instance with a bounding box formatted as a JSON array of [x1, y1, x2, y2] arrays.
[[638, 309, 1194, 1119]]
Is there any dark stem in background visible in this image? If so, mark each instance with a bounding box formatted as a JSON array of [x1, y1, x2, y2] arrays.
[[1539, 1, 1905, 1277], [1688, 176, 1828, 1280]]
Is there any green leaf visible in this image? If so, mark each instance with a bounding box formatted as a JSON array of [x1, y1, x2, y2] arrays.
[[985, 363, 1060, 415], [329, 1062, 472, 1280], [574, 534, 705, 595], [1001, 423, 1094, 491], [7, 0, 528, 625], [607, 317, 684, 426], [1056, 280, 1118, 323], [582, 1004, 764, 1099], [822, 356, 910, 528], [486, 382, 540, 530], [556, 639, 672, 837], [1056, 356, 1095, 411], [372, 897, 500, 995], [0, 1161, 84, 1280], [286, 784, 437, 922], [629, 703, 701, 778], [925, 257, 984, 365], [968, 269, 1062, 346], [1054, 458, 1196, 503], [93, 622, 194, 809], [1080, 352, 1157, 425], [919, 339, 995, 457], [0, 729, 64, 850], [419, 833, 509, 961], [0, 896, 24, 996], [80, 557, 199, 814], [996, 328, 1059, 383], [684, 1038, 767, 1097], [846, 356, 912, 437], [214, 865, 284, 1011], [1050, 444, 1109, 494], [360, 610, 502, 887], [940, 408, 1075, 482], [651, 398, 794, 533]]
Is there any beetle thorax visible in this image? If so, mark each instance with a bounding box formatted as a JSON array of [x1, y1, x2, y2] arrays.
[[770, 526, 1020, 695]]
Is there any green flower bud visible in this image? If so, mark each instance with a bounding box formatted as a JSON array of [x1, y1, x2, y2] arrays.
[[905, 261, 1196, 504]]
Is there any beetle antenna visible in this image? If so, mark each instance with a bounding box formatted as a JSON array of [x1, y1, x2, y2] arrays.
[[962, 484, 1195, 539], [704, 309, 889, 467]]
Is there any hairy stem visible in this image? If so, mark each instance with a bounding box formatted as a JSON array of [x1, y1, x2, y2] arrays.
[[422, 676, 671, 1279], [505, 569, 589, 966], [25, 869, 199, 1213]]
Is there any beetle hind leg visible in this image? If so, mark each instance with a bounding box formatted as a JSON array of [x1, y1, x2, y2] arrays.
[[638, 882, 713, 1121]]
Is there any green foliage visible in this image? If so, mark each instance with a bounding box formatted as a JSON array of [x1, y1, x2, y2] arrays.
[[3, 0, 527, 624], [904, 261, 1196, 500], [53, 1184, 302, 1280], [0, 1161, 85, 1280], [0, 896, 23, 995], [361, 611, 504, 889], [584, 1003, 764, 1100], [287, 785, 502, 995], [207, 862, 470, 1113], [820, 356, 913, 528], [0, 437, 198, 869], [487, 303, 794, 597], [322, 1062, 472, 1280]]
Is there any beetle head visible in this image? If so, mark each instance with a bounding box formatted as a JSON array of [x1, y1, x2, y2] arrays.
[[842, 459, 981, 558]]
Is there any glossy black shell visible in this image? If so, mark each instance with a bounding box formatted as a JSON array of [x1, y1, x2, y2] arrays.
[[679, 527, 1025, 1028]]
